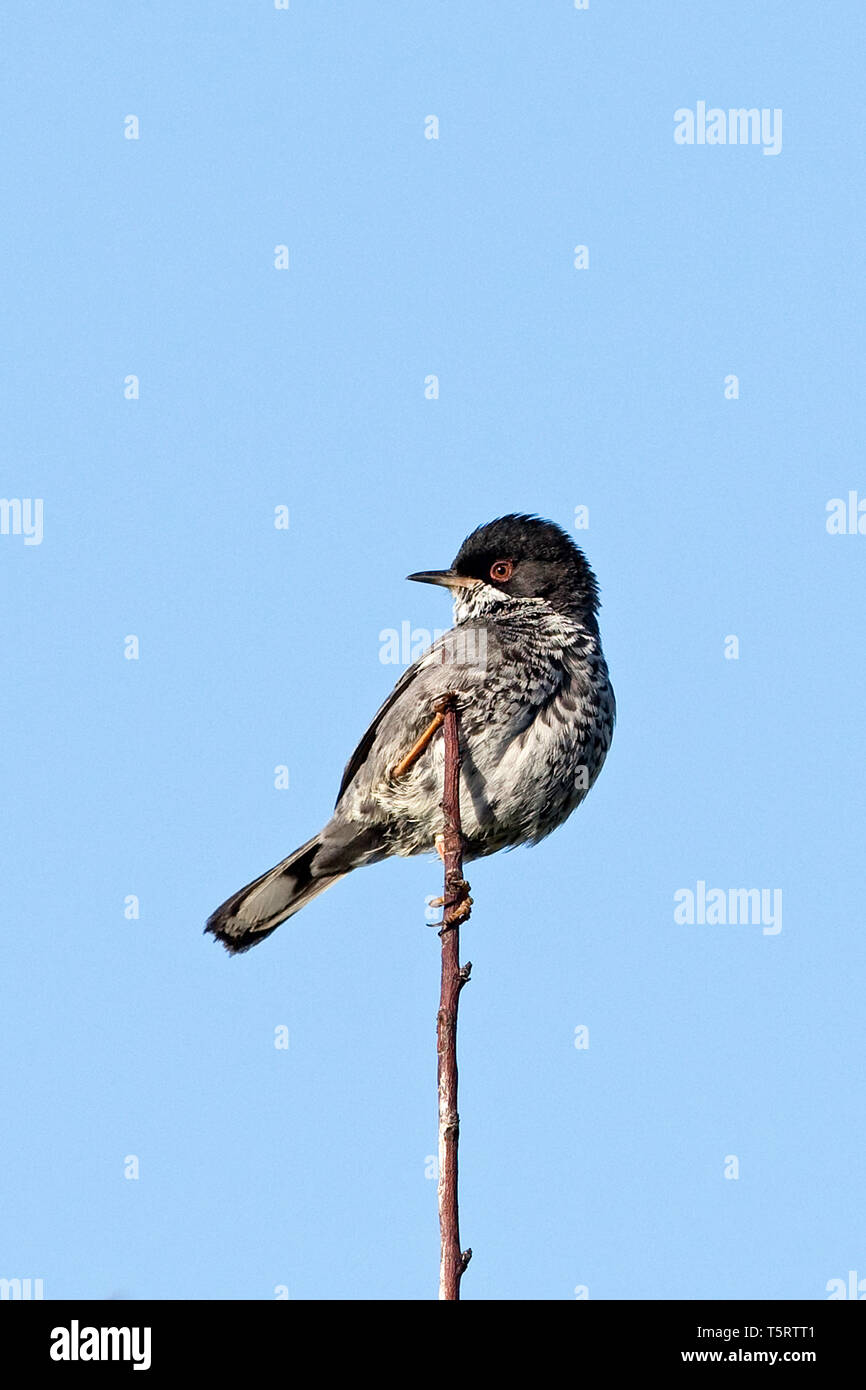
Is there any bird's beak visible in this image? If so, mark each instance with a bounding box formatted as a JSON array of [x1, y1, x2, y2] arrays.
[[406, 570, 481, 590]]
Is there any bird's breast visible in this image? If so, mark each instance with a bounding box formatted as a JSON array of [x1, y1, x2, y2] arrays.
[[383, 645, 614, 856]]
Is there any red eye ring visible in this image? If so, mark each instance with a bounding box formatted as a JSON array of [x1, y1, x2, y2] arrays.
[[489, 559, 513, 582]]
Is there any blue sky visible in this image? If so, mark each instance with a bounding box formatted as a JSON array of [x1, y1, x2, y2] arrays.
[[2, 1, 864, 1300]]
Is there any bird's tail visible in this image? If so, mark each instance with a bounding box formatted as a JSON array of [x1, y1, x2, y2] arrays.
[[205, 835, 345, 954]]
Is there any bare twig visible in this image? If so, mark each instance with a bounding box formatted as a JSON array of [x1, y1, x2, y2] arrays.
[[436, 695, 472, 1300]]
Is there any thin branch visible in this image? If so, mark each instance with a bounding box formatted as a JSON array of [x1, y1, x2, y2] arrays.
[[436, 695, 472, 1300]]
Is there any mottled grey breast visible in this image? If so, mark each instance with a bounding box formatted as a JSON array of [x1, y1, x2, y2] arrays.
[[330, 600, 615, 863]]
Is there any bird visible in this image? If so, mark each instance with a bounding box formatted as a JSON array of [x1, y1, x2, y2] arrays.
[[205, 514, 615, 953]]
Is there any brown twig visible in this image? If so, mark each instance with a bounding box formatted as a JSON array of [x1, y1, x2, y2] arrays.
[[436, 695, 472, 1300]]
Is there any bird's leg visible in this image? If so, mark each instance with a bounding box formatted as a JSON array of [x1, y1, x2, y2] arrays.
[[390, 710, 446, 780]]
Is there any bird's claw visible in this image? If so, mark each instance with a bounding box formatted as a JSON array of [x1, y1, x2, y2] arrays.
[[432, 879, 472, 932]]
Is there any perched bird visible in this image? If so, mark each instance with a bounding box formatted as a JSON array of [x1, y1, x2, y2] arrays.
[[206, 514, 615, 953]]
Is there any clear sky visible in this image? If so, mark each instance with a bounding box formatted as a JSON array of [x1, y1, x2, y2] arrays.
[[2, 1, 864, 1301]]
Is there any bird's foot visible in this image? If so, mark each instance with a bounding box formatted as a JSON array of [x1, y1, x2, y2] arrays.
[[436, 878, 472, 932]]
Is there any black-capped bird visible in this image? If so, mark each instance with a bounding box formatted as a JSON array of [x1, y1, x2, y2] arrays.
[[206, 514, 615, 953]]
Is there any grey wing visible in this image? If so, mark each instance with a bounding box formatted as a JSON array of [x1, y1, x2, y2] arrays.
[[334, 622, 496, 808], [335, 659, 421, 805]]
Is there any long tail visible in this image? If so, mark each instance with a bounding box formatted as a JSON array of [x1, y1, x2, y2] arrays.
[[205, 835, 346, 954]]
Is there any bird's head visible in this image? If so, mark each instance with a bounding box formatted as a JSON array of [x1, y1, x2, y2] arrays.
[[408, 514, 601, 626]]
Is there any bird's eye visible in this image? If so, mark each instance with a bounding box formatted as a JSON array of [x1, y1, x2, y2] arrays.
[[489, 559, 513, 582]]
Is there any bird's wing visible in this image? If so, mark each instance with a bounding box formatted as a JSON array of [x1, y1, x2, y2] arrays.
[[334, 622, 495, 807], [335, 658, 422, 805]]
